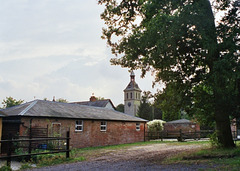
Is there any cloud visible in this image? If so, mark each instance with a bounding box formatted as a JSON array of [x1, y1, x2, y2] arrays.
[[0, 0, 159, 107]]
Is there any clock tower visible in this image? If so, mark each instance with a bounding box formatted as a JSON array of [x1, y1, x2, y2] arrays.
[[124, 71, 142, 116]]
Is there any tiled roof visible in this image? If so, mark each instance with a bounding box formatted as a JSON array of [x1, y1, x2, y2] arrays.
[[72, 99, 115, 109], [0, 100, 146, 122], [166, 119, 192, 124], [124, 81, 141, 91]]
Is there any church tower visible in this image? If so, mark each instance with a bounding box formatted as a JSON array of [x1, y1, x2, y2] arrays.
[[124, 71, 142, 116]]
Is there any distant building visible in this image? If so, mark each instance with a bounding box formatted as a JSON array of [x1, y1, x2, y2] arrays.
[[164, 119, 200, 132], [124, 71, 142, 116], [71, 95, 116, 110]]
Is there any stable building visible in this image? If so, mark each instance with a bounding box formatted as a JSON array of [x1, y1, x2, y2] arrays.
[[0, 100, 146, 149]]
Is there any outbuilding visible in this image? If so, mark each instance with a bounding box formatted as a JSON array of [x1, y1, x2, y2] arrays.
[[164, 119, 200, 132], [0, 100, 147, 149]]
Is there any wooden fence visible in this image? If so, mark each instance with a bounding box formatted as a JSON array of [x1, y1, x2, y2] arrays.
[[0, 131, 70, 167], [145, 130, 214, 141]]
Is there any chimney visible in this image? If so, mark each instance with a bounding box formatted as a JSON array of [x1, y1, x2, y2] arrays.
[[90, 93, 97, 102]]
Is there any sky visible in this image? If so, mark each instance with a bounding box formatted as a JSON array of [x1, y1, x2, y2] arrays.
[[0, 0, 158, 106]]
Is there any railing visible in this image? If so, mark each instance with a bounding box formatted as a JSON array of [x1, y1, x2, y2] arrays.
[[0, 131, 70, 167], [145, 130, 214, 141]]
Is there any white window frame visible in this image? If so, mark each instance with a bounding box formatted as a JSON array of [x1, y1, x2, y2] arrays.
[[101, 121, 107, 132], [75, 120, 83, 132], [136, 123, 140, 131]]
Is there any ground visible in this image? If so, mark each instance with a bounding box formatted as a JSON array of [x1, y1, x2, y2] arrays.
[[26, 141, 219, 171]]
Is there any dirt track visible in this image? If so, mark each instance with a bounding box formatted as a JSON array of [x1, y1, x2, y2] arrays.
[[27, 142, 218, 171]]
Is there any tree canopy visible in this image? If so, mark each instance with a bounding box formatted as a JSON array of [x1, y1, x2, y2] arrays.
[[116, 103, 124, 112], [99, 0, 239, 148], [137, 91, 153, 120], [2, 97, 24, 108]]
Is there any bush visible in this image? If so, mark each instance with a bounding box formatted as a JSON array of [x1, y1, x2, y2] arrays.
[[147, 120, 166, 132], [0, 165, 12, 171]]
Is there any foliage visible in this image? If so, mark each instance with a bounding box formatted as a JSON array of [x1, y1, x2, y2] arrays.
[[152, 105, 162, 120], [14, 147, 28, 162], [209, 131, 221, 148], [147, 119, 166, 132], [36, 154, 71, 167], [96, 96, 105, 100], [20, 163, 33, 170], [2, 96, 24, 108], [116, 103, 124, 112], [56, 98, 68, 103], [154, 83, 185, 121], [0, 166, 12, 171], [99, 0, 239, 148], [137, 91, 153, 120]]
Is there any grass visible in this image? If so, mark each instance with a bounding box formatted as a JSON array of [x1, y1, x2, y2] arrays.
[[164, 141, 240, 170]]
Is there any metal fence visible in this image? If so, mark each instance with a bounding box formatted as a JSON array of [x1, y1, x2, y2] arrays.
[[0, 131, 70, 167]]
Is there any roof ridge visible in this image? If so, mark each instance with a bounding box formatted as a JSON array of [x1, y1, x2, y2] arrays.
[[19, 100, 38, 116]]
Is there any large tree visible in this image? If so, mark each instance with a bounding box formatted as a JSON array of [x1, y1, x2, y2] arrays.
[[99, 0, 239, 148]]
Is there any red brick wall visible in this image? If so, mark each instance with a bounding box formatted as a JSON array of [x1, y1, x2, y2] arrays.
[[19, 117, 146, 148]]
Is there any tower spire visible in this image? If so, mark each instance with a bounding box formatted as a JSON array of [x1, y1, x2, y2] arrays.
[[130, 71, 135, 82], [124, 71, 142, 116]]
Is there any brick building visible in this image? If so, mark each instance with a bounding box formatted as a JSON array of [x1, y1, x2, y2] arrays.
[[0, 100, 146, 148], [164, 119, 200, 132]]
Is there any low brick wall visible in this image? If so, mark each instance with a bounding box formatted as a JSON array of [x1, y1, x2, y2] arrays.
[[19, 117, 146, 148]]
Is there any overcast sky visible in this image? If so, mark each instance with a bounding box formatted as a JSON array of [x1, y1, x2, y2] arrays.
[[0, 0, 158, 106]]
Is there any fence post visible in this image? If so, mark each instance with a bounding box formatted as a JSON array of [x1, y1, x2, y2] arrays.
[[27, 125, 32, 161], [66, 131, 70, 158], [179, 129, 183, 142], [160, 131, 163, 141], [7, 133, 13, 167], [194, 130, 197, 140]]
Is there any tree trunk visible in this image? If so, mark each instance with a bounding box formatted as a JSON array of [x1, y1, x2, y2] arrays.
[[215, 109, 235, 148], [204, 0, 236, 148]]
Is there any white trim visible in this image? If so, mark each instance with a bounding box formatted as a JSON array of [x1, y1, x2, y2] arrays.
[[100, 121, 107, 132], [136, 123, 140, 131], [75, 120, 83, 132]]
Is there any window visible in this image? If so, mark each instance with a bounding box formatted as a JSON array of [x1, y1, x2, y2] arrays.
[[127, 93, 128, 99], [136, 123, 140, 131], [101, 121, 107, 131], [130, 92, 132, 99], [75, 120, 83, 131]]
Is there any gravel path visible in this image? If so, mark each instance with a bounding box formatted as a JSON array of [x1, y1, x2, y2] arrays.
[[27, 143, 218, 171]]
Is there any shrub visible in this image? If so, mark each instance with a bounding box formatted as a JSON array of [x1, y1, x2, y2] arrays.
[[147, 120, 166, 132], [0, 165, 12, 171]]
